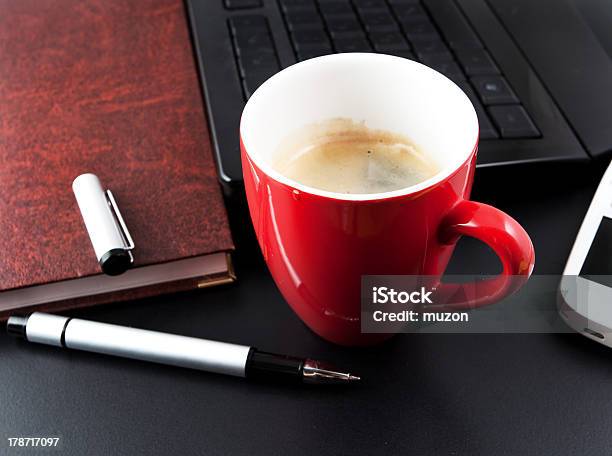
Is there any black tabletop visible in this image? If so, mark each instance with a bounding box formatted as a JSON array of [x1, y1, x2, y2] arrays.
[[2, 162, 611, 456]]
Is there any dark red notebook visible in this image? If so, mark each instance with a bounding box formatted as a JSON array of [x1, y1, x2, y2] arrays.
[[0, 0, 235, 320]]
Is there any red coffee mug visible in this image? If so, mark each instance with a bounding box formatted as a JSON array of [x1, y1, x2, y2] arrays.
[[240, 53, 535, 346]]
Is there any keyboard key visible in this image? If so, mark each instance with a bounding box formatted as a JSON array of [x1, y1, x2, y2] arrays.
[[360, 10, 399, 32], [471, 76, 518, 104], [236, 43, 276, 58], [353, 0, 388, 11], [285, 10, 320, 21], [234, 30, 274, 50], [427, 61, 465, 81], [297, 44, 333, 60], [401, 20, 439, 42], [329, 30, 368, 43], [225, 0, 262, 9], [329, 29, 366, 40], [293, 40, 332, 55], [229, 15, 267, 33], [389, 0, 420, 4], [418, 51, 453, 64], [334, 36, 372, 52], [454, 82, 498, 139], [231, 17, 278, 68], [286, 11, 325, 30], [412, 39, 449, 55], [369, 31, 411, 52], [230, 15, 280, 100], [280, 0, 315, 6], [325, 15, 362, 33], [423, 0, 483, 50], [281, 0, 317, 13], [456, 49, 499, 76], [392, 4, 428, 23], [281, 2, 317, 13], [283, 5, 317, 14], [319, 1, 354, 16], [488, 105, 539, 138], [292, 28, 330, 44], [237, 52, 279, 78]]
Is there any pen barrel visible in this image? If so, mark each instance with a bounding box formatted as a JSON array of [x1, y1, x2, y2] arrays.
[[23, 313, 251, 377], [64, 319, 251, 377]]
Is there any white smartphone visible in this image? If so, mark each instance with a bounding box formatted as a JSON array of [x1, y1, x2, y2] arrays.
[[559, 161, 612, 345]]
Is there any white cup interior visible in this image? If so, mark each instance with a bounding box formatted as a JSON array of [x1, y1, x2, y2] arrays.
[[240, 53, 479, 201]]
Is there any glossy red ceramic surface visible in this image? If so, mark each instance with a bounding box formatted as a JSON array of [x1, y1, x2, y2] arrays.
[[242, 139, 535, 346]]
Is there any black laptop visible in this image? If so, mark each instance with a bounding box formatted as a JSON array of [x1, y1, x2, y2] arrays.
[[186, 0, 612, 195]]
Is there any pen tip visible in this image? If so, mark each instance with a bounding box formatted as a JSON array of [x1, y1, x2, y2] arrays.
[[302, 359, 361, 384]]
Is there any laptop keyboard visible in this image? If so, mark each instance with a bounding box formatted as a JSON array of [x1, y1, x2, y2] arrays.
[[228, 0, 540, 140]]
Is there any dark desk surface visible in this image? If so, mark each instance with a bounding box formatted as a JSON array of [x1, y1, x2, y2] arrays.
[[2, 162, 611, 456]]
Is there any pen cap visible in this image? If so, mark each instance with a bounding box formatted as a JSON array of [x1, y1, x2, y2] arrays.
[[72, 173, 134, 276]]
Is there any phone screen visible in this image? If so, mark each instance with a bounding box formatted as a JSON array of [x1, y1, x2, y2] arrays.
[[580, 217, 612, 287]]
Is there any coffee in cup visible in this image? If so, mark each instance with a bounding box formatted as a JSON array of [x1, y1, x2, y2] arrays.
[[271, 118, 439, 194]]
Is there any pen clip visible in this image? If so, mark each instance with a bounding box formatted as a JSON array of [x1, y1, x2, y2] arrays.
[[105, 190, 135, 263]]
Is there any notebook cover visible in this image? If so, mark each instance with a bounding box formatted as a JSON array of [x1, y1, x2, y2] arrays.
[[0, 1, 234, 302], [0, 255, 236, 321]]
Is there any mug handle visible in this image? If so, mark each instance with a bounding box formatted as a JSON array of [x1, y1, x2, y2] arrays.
[[434, 200, 535, 310]]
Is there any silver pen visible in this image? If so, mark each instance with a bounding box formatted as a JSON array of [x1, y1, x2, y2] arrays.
[[7, 312, 360, 385]]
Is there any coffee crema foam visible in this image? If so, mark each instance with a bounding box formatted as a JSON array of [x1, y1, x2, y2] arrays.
[[271, 118, 440, 194]]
